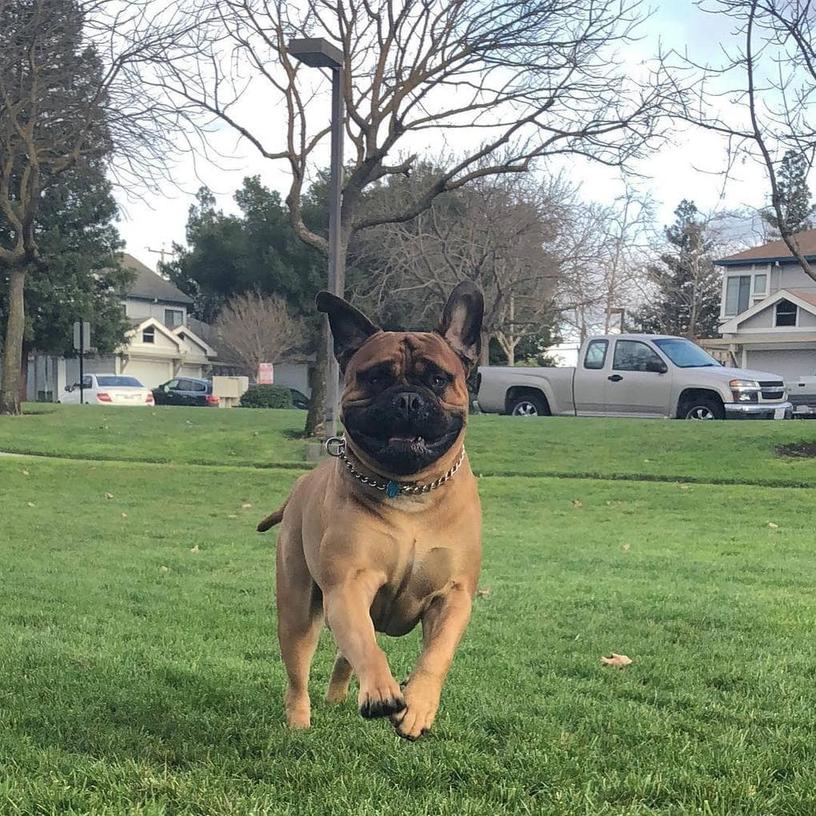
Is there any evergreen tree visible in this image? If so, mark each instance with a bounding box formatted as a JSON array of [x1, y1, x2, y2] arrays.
[[0, 159, 130, 375], [0, 0, 112, 413], [761, 150, 814, 236], [164, 178, 325, 323], [635, 200, 722, 338]]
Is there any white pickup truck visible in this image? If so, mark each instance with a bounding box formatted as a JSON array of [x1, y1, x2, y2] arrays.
[[787, 375, 816, 417], [477, 334, 793, 420]]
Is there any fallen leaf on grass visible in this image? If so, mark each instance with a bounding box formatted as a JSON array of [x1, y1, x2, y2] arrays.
[[104, 492, 114, 500], [159, 565, 170, 573], [767, 522, 779, 529], [571, 499, 584, 509], [241, 503, 253, 509], [26, 502, 35, 508], [601, 653, 633, 669], [190, 545, 200, 554], [21, 469, 29, 477], [227, 514, 238, 519], [475, 587, 491, 598], [121, 513, 128, 519], [621, 543, 631, 553]]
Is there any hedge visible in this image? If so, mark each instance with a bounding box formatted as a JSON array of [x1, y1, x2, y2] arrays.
[[240, 385, 294, 409]]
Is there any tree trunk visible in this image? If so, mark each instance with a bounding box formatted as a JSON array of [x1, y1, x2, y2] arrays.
[[480, 330, 490, 366], [0, 265, 26, 416], [304, 323, 328, 438], [19, 349, 29, 405]]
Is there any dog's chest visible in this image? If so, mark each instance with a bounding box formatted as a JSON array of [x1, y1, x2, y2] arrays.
[[370, 538, 455, 636]]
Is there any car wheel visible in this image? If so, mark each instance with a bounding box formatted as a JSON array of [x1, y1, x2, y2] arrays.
[[681, 396, 724, 420], [507, 393, 549, 417]]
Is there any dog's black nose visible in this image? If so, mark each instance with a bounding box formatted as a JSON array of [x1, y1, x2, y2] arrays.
[[393, 390, 424, 414]]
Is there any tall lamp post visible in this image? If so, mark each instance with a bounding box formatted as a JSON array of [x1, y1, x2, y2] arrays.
[[288, 37, 345, 439]]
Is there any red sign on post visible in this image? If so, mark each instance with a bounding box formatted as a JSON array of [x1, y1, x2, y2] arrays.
[[258, 363, 274, 384]]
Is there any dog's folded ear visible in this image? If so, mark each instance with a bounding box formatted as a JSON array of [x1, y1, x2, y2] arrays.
[[316, 291, 381, 371], [438, 280, 484, 370]]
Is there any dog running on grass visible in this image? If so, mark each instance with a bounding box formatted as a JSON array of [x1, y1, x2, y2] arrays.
[[258, 282, 484, 741]]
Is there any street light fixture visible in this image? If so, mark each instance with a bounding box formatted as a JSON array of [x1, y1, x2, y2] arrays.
[[288, 37, 345, 439]]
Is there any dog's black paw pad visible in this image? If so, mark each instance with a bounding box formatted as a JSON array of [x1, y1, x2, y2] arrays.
[[359, 696, 406, 719]]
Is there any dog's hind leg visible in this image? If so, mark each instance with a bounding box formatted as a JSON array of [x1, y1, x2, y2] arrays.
[[276, 532, 323, 729], [325, 652, 353, 703]]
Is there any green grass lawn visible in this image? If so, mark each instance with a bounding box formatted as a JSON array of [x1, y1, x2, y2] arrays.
[[3, 404, 816, 486], [1, 408, 816, 813]]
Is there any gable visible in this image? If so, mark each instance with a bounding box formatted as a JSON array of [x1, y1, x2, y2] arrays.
[[172, 326, 217, 358], [721, 289, 816, 333], [124, 318, 183, 353]]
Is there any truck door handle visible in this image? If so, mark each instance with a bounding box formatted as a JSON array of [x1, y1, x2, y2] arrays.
[[608, 374, 623, 382]]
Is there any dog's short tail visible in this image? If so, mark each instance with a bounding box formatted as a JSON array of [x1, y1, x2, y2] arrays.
[[257, 499, 288, 533]]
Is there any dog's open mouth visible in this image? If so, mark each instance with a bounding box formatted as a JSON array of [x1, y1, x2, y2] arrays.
[[347, 424, 461, 475], [387, 435, 428, 453]]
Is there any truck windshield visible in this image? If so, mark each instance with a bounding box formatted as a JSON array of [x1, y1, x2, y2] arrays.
[[652, 339, 720, 368]]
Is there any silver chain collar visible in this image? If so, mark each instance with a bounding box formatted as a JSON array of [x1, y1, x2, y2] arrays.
[[325, 436, 465, 498]]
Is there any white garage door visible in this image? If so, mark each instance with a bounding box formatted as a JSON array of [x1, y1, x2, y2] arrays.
[[179, 364, 205, 379], [746, 349, 816, 380], [120, 359, 174, 388]]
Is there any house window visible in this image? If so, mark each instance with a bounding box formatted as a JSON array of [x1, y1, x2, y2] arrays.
[[725, 275, 751, 316], [165, 309, 183, 328], [142, 327, 155, 344], [775, 299, 798, 327], [753, 274, 767, 299]]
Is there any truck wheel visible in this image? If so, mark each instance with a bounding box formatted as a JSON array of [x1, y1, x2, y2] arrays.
[[680, 396, 724, 420], [508, 393, 549, 416]]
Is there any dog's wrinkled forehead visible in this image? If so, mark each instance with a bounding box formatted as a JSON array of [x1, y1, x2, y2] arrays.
[[344, 331, 468, 394]]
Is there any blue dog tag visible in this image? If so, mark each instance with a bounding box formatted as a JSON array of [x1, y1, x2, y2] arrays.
[[386, 481, 400, 498]]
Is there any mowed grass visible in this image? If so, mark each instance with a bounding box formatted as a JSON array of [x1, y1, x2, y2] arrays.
[[3, 404, 816, 486], [2, 450, 816, 814]]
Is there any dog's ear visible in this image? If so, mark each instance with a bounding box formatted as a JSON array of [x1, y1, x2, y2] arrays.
[[438, 280, 484, 370], [316, 291, 381, 371]]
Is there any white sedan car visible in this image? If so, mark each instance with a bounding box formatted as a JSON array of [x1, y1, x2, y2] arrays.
[[60, 374, 155, 406]]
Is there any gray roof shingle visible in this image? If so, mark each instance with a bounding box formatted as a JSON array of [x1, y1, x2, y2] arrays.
[[122, 253, 193, 305]]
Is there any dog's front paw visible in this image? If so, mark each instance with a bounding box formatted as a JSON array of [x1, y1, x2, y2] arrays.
[[389, 676, 441, 740], [358, 673, 405, 719]]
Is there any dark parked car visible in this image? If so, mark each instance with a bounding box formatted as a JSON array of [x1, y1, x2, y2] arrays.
[[289, 388, 310, 410], [152, 377, 220, 407]]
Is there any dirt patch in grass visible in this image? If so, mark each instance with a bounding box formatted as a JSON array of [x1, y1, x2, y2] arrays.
[[776, 441, 816, 458]]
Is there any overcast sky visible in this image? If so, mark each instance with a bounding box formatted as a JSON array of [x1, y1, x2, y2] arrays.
[[114, 1, 775, 269]]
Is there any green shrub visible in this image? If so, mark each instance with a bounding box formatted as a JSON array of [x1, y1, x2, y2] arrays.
[[240, 385, 293, 409]]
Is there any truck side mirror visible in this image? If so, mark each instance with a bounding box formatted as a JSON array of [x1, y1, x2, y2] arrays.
[[646, 359, 668, 374]]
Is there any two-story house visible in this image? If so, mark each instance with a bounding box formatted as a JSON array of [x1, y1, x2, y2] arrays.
[[713, 231, 816, 379], [26, 253, 219, 399]]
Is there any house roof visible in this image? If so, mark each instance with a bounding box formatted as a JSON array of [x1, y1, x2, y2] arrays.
[[121, 253, 193, 305], [791, 289, 816, 309], [716, 230, 816, 266]]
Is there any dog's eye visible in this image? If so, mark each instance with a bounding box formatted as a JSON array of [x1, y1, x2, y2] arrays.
[[361, 368, 391, 387], [431, 374, 448, 389]]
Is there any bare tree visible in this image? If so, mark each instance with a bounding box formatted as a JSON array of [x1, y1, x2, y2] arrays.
[[675, 0, 816, 279], [149, 0, 677, 429], [216, 292, 302, 376], [0, 0, 191, 415], [557, 186, 656, 341], [352, 171, 566, 365]]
